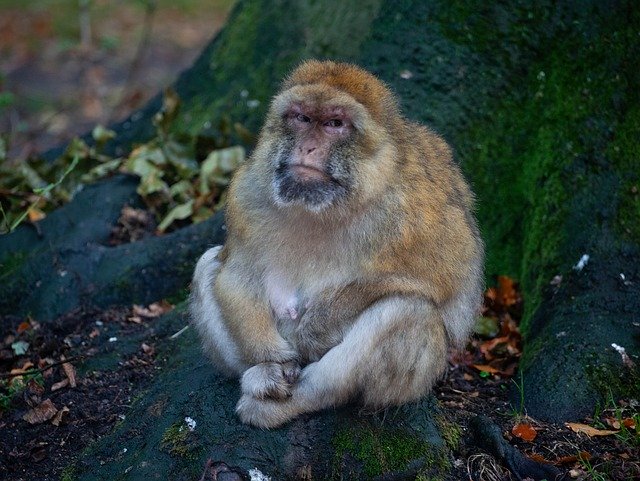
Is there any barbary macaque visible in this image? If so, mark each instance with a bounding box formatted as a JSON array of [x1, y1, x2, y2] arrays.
[[190, 60, 483, 428]]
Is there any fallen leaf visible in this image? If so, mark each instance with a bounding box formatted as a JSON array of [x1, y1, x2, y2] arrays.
[[89, 327, 100, 338], [565, 422, 618, 437], [16, 321, 31, 333], [28, 207, 46, 222], [512, 423, 537, 441], [497, 275, 518, 306], [527, 453, 551, 464], [23, 399, 58, 424], [141, 342, 155, 355], [61, 356, 77, 388], [604, 417, 621, 429], [622, 417, 637, 430], [51, 378, 69, 392], [556, 451, 591, 465], [51, 406, 70, 426]]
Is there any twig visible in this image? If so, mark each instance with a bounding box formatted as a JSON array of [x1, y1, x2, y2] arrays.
[[0, 355, 84, 379], [170, 325, 189, 339]]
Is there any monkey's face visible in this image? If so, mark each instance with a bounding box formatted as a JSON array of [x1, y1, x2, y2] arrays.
[[267, 89, 370, 213], [271, 102, 354, 212]]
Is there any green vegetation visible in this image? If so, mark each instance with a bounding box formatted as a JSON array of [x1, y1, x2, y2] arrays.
[[160, 420, 202, 460], [332, 425, 449, 479], [0, 90, 245, 235], [0, 371, 44, 412], [453, 6, 639, 330]]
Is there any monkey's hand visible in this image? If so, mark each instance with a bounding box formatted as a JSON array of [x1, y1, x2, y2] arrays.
[[240, 360, 301, 401]]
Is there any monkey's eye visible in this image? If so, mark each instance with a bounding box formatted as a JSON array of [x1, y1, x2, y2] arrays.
[[324, 119, 343, 128], [295, 113, 311, 123]]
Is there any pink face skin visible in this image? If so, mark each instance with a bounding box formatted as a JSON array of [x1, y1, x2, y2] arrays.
[[285, 102, 353, 182]]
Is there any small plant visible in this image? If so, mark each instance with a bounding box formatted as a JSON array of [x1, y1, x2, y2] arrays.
[[0, 371, 44, 412], [510, 370, 525, 418], [579, 454, 608, 481]]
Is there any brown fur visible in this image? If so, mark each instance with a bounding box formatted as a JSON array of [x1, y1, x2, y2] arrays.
[[190, 60, 483, 428]]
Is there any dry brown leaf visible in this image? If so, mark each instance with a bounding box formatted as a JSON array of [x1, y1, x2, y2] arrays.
[[604, 417, 621, 429], [51, 378, 69, 392], [527, 453, 551, 464], [89, 327, 100, 338], [141, 342, 155, 355], [51, 406, 70, 426], [61, 356, 77, 388], [497, 275, 518, 306], [23, 399, 58, 424], [622, 417, 637, 430], [556, 451, 591, 465], [512, 423, 537, 441], [28, 207, 46, 222], [565, 422, 619, 437], [16, 321, 31, 333]]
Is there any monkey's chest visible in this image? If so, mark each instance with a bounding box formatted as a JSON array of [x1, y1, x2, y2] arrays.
[[264, 269, 306, 319]]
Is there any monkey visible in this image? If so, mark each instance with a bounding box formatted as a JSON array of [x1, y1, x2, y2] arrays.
[[190, 60, 483, 429]]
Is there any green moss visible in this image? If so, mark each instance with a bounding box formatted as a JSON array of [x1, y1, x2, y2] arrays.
[[456, 10, 639, 333], [332, 425, 448, 479], [610, 105, 640, 244], [0, 250, 27, 280], [60, 463, 78, 481], [586, 360, 640, 402], [160, 421, 201, 460], [435, 415, 461, 451]]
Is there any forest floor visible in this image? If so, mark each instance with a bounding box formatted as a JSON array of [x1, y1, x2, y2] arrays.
[[1, 268, 638, 481]]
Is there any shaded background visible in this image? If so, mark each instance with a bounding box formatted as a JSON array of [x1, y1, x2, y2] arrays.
[[0, 0, 233, 160]]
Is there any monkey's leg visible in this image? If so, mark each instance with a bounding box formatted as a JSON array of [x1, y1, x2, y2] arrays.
[[236, 296, 447, 428], [191, 246, 250, 375]]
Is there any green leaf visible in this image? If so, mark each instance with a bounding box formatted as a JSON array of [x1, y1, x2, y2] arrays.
[[92, 125, 116, 144], [82, 158, 123, 182], [200, 146, 245, 194], [473, 316, 499, 337], [158, 200, 194, 232]]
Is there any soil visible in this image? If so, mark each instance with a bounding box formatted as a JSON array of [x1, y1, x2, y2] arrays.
[[1, 277, 637, 481], [0, 306, 161, 481]]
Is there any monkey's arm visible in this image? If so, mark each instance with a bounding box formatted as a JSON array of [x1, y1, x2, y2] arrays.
[[294, 279, 425, 362], [214, 264, 298, 366], [237, 294, 448, 428]]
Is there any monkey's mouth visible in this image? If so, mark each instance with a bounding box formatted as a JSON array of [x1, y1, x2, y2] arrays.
[[290, 164, 330, 182], [273, 162, 348, 210]]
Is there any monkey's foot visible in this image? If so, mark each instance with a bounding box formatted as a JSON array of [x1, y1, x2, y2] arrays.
[[240, 361, 301, 400], [236, 394, 297, 429]]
